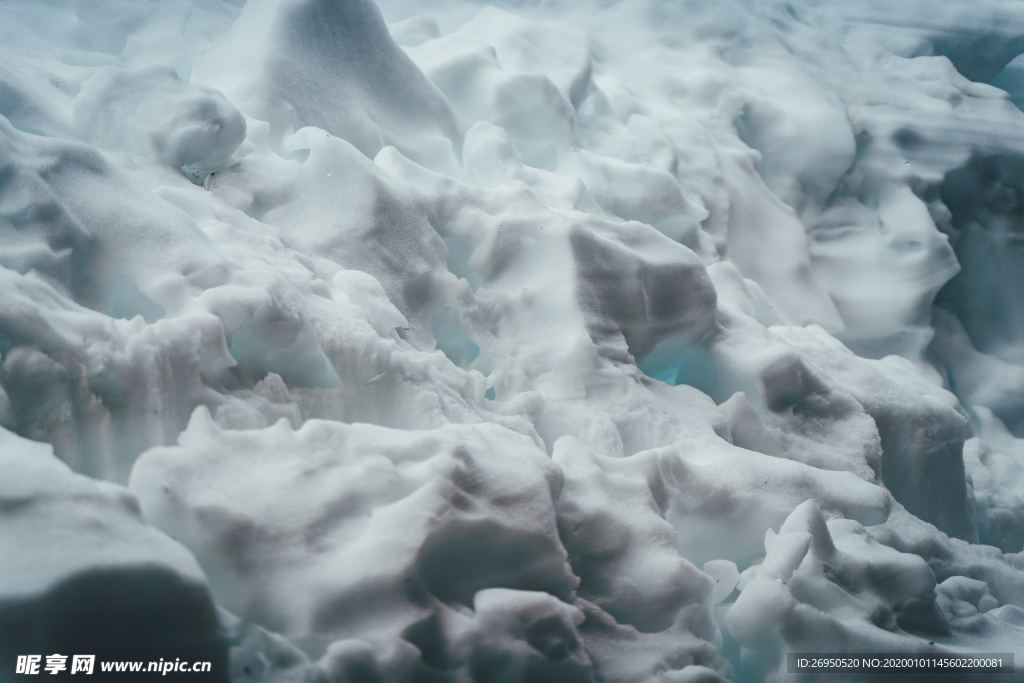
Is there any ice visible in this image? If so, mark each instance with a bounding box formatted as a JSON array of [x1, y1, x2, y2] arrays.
[[3, 0, 1024, 680]]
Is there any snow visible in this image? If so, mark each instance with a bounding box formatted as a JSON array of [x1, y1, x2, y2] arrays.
[[3, 0, 1024, 681], [0, 427, 226, 675], [73, 65, 246, 181]]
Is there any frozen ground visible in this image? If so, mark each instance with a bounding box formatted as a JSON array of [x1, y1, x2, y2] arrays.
[[2, 0, 1024, 681]]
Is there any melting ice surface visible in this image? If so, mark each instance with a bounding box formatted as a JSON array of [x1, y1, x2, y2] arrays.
[[3, 0, 1024, 681]]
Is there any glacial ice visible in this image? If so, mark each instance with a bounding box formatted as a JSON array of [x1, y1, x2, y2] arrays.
[[3, 0, 1024, 681]]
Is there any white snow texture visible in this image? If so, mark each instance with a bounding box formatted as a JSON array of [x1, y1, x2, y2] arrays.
[[2, 0, 1024, 682]]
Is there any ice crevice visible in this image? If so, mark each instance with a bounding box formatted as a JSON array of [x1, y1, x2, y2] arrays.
[[3, 0, 1024, 681]]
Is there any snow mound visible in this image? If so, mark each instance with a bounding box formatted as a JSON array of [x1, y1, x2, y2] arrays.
[[73, 65, 246, 181], [194, 0, 461, 171], [130, 410, 691, 680], [0, 427, 226, 679]]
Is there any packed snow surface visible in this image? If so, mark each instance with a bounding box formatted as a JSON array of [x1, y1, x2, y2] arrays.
[[3, 0, 1024, 681]]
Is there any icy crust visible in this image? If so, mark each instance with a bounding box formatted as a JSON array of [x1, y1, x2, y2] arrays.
[[2, 0, 1024, 681], [0, 428, 227, 680]]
